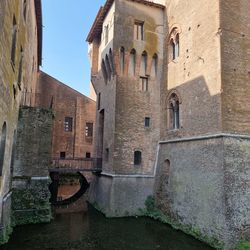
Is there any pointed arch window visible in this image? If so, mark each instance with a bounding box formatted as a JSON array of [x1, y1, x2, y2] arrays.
[[109, 49, 115, 75], [11, 16, 17, 65], [105, 54, 111, 81], [140, 51, 147, 76], [0, 122, 7, 176], [151, 53, 158, 77], [129, 49, 136, 76], [168, 93, 180, 130], [120, 47, 125, 75], [169, 27, 180, 61], [101, 59, 108, 84]]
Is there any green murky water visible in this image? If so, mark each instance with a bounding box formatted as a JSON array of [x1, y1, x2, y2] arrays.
[[2, 204, 214, 250]]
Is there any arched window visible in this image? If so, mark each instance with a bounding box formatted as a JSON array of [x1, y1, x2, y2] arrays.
[[169, 27, 180, 61], [129, 49, 136, 76], [105, 54, 111, 81], [101, 59, 108, 84], [0, 122, 7, 175], [109, 49, 115, 75], [151, 53, 158, 77], [120, 47, 125, 75], [140, 51, 147, 76], [11, 16, 17, 65], [134, 151, 142, 165], [168, 93, 180, 130]]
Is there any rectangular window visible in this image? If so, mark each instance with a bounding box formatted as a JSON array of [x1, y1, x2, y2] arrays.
[[134, 21, 144, 40], [60, 152, 66, 159], [140, 77, 148, 91], [145, 117, 150, 127], [85, 122, 93, 137], [64, 117, 73, 132], [86, 152, 91, 158]]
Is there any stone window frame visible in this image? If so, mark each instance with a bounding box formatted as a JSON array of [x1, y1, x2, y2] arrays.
[[134, 150, 142, 166], [120, 47, 125, 75], [168, 26, 181, 62], [167, 90, 182, 131], [134, 20, 144, 41]]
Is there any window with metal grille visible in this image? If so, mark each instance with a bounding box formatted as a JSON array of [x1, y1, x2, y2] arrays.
[[85, 122, 93, 137], [64, 117, 73, 132], [145, 117, 150, 127], [134, 151, 142, 165]]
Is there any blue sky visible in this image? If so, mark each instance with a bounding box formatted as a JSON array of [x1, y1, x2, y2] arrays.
[[41, 0, 105, 96]]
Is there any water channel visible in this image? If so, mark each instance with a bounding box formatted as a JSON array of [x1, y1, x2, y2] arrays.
[[2, 203, 214, 250]]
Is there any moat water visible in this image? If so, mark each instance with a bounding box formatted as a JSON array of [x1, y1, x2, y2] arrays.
[[2, 203, 214, 250]]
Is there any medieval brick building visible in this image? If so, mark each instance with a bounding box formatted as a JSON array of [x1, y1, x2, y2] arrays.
[[87, 0, 250, 248], [36, 71, 96, 160]]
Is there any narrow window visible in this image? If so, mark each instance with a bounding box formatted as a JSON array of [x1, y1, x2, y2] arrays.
[[151, 53, 158, 77], [97, 93, 101, 110], [104, 24, 109, 45], [60, 152, 66, 159], [175, 34, 180, 58], [120, 47, 125, 75], [171, 40, 176, 60], [129, 49, 136, 76], [101, 59, 108, 84], [105, 148, 109, 162], [86, 152, 91, 158], [145, 117, 150, 127], [140, 77, 148, 91], [0, 122, 7, 176], [11, 16, 17, 66], [169, 94, 180, 130], [140, 51, 147, 76], [109, 49, 115, 75], [105, 54, 112, 81], [17, 47, 23, 90], [85, 122, 93, 137], [23, 0, 27, 21], [134, 151, 142, 165], [134, 21, 144, 40], [64, 117, 73, 132]]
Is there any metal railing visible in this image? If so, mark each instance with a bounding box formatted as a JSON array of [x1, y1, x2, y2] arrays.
[[51, 158, 102, 172]]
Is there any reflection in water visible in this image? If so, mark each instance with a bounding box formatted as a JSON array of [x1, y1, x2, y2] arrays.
[[2, 204, 214, 250]]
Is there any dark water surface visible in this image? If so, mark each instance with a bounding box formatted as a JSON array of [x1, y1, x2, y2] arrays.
[[2, 205, 214, 250]]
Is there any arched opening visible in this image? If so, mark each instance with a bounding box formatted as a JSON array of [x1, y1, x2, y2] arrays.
[[168, 93, 180, 130], [109, 49, 115, 75], [120, 47, 125, 75], [134, 151, 142, 165], [105, 54, 112, 81], [169, 27, 180, 61], [129, 49, 136, 76], [140, 51, 147, 76], [0, 122, 7, 176], [151, 53, 158, 77], [101, 59, 108, 84]]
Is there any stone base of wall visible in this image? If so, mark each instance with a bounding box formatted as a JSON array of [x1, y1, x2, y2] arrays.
[[12, 177, 52, 226], [88, 173, 154, 217], [0, 192, 12, 245], [155, 134, 250, 249]]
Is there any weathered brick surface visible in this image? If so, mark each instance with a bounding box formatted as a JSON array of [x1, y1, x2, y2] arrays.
[[0, 0, 41, 243], [36, 72, 96, 159]]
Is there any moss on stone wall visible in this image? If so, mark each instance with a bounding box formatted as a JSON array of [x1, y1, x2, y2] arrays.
[[12, 178, 52, 226], [236, 240, 250, 250], [141, 196, 224, 250], [0, 222, 13, 245]]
